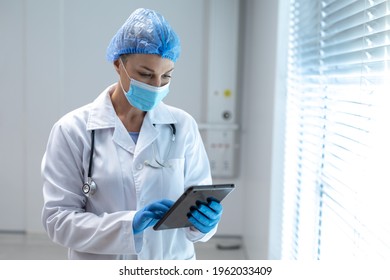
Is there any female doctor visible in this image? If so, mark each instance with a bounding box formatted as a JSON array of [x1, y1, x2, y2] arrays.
[[41, 8, 223, 260]]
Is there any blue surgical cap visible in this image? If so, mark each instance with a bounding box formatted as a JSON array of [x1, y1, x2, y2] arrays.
[[106, 8, 181, 62]]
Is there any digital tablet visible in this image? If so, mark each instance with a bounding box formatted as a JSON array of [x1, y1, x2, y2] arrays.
[[153, 184, 235, 230]]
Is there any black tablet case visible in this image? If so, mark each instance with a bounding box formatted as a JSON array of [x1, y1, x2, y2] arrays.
[[153, 184, 235, 230]]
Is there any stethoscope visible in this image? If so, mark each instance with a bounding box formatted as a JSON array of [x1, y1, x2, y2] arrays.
[[82, 124, 176, 197]]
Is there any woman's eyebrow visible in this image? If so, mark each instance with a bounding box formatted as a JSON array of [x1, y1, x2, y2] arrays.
[[138, 66, 154, 72], [138, 66, 174, 73]]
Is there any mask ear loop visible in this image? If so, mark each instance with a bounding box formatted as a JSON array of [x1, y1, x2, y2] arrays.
[[118, 78, 127, 95], [119, 57, 132, 94]]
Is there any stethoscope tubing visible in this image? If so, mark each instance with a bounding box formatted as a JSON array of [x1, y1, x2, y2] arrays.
[[88, 129, 95, 178]]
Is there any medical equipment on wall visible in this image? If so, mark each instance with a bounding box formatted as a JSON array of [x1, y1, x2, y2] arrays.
[[82, 123, 176, 197], [199, 0, 240, 179]]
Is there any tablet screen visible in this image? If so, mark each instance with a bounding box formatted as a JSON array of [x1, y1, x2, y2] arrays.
[[153, 184, 235, 230]]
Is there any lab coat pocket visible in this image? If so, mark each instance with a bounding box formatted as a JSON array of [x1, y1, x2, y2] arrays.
[[161, 158, 185, 199]]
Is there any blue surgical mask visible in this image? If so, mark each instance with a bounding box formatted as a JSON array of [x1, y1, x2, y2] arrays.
[[119, 59, 170, 111]]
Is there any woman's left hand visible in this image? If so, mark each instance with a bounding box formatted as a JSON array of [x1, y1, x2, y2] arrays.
[[187, 197, 223, 234]]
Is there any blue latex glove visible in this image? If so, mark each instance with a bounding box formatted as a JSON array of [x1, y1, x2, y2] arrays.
[[187, 197, 223, 234], [133, 199, 174, 235]]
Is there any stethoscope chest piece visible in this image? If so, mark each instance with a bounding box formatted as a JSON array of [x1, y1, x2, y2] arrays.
[[82, 177, 96, 197]]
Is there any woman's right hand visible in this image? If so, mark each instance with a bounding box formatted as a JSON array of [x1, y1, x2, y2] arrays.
[[133, 199, 174, 234]]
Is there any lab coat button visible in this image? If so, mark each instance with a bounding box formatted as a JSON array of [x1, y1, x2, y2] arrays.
[[136, 163, 143, 170]]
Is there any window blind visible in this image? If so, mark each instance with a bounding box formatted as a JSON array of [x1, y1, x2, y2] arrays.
[[282, 0, 390, 259]]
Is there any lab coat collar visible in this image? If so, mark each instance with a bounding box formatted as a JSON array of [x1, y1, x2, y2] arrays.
[[86, 83, 178, 154], [147, 101, 177, 126], [86, 83, 178, 131], [86, 84, 117, 131]]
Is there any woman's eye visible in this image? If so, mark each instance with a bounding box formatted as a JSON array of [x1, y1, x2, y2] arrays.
[[140, 73, 152, 78]]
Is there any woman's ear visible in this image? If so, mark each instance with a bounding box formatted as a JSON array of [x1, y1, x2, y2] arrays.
[[113, 59, 121, 74]]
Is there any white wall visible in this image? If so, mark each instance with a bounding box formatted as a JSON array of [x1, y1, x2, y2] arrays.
[[239, 0, 285, 259], [0, 0, 25, 231]]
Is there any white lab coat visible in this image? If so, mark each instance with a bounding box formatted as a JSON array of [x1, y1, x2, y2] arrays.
[[41, 84, 216, 260]]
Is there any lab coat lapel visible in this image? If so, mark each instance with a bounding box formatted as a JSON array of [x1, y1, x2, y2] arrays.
[[135, 117, 157, 156], [135, 102, 177, 156]]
